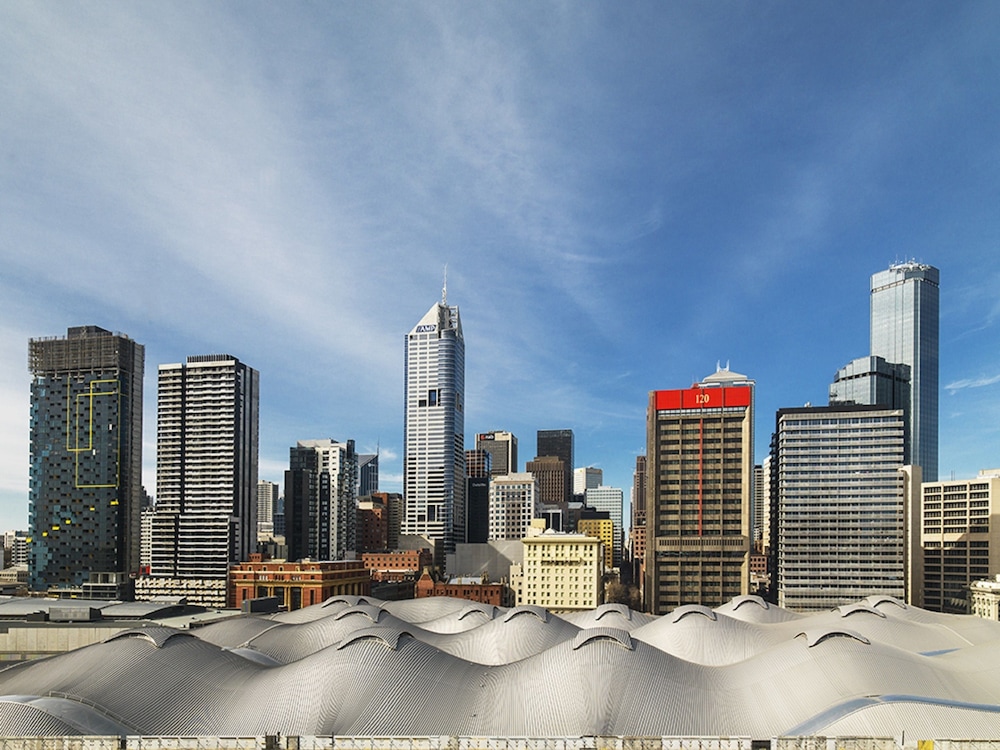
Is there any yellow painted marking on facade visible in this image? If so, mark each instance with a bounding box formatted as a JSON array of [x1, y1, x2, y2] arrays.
[[66, 378, 122, 489]]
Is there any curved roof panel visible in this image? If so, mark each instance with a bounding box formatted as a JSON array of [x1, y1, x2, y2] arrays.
[[0, 595, 998, 739]]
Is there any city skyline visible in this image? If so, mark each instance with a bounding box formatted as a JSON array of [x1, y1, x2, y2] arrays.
[[3, 4, 1000, 532]]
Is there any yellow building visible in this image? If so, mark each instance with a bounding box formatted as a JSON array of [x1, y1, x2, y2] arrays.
[[519, 531, 604, 612], [577, 518, 614, 569]]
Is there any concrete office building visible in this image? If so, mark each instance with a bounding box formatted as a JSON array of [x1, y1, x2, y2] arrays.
[[147, 355, 259, 607], [537, 430, 574, 504], [921, 470, 1000, 613], [284, 439, 358, 561], [585, 485, 624, 568], [257, 479, 278, 539], [645, 366, 754, 613], [476, 431, 517, 478], [774, 404, 920, 611], [27, 326, 144, 596], [403, 289, 465, 557], [525, 456, 568, 510], [489, 473, 539, 541], [870, 261, 939, 480]]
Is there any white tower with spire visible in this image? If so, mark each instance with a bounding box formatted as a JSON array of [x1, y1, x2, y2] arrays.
[[403, 280, 465, 557]]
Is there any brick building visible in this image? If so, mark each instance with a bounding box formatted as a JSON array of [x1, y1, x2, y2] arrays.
[[362, 549, 433, 583], [229, 557, 370, 610], [415, 570, 511, 606]]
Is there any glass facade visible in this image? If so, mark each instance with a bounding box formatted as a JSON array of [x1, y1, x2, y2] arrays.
[[870, 262, 939, 480]]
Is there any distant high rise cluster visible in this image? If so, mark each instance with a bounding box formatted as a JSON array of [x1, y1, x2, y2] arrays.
[[21, 261, 973, 621]]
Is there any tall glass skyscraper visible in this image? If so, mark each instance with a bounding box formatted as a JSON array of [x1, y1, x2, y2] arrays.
[[870, 262, 940, 481], [27, 326, 144, 595], [403, 290, 465, 556]]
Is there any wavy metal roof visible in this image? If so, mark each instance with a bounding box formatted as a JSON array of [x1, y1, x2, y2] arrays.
[[0, 595, 999, 739]]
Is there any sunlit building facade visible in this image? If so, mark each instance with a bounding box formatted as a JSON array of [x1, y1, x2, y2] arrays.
[[870, 262, 939, 480], [645, 367, 754, 613], [403, 291, 465, 556]]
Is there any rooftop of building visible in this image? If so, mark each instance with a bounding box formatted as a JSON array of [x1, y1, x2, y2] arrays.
[[1, 593, 999, 740]]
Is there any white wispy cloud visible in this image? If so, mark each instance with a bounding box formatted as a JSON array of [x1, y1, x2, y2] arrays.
[[945, 374, 1000, 393]]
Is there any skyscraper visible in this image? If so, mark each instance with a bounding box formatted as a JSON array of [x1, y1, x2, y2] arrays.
[[403, 288, 465, 556], [870, 262, 939, 480], [645, 366, 754, 613], [27, 326, 144, 596], [357, 453, 379, 497], [148, 355, 258, 607], [465, 448, 491, 544], [574, 467, 603, 497], [774, 404, 919, 611], [476, 431, 518, 478], [488, 473, 539, 541], [285, 439, 358, 561], [537, 429, 574, 504], [257, 479, 278, 538]]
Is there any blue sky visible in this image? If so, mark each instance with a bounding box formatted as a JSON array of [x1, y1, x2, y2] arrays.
[[2, 2, 999, 533]]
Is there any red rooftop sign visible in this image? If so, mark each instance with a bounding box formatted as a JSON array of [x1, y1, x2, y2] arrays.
[[654, 386, 752, 410]]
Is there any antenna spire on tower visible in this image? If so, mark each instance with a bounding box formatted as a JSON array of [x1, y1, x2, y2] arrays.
[[442, 264, 448, 305]]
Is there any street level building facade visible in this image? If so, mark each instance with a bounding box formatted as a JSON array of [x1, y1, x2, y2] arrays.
[[870, 261, 939, 480], [921, 470, 1000, 613], [403, 290, 465, 557], [148, 355, 259, 608], [774, 404, 920, 611], [645, 367, 753, 613], [27, 326, 144, 596]]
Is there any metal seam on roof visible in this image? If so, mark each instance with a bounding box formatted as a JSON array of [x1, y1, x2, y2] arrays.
[[571, 628, 634, 651]]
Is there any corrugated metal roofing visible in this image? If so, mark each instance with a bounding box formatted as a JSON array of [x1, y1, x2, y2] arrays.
[[0, 595, 999, 739]]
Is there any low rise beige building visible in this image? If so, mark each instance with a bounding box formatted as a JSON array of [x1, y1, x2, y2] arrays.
[[970, 575, 1000, 620], [518, 531, 604, 612]]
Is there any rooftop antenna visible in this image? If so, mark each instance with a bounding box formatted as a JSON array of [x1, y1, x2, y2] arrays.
[[442, 264, 448, 306]]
